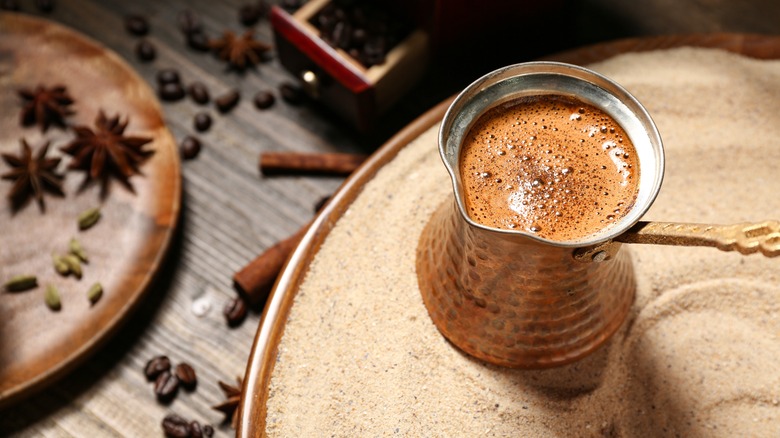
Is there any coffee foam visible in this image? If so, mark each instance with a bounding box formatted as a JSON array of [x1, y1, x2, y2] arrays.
[[459, 95, 640, 241]]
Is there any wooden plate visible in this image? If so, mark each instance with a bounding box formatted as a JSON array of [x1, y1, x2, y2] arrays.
[[238, 33, 780, 436], [0, 13, 180, 406]]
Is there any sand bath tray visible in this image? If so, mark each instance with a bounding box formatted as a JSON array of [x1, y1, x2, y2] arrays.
[[0, 14, 180, 406], [240, 35, 780, 436]]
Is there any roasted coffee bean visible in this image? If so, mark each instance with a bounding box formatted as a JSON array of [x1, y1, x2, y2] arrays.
[[193, 112, 212, 132], [159, 83, 185, 101], [314, 195, 331, 213], [154, 370, 179, 403], [177, 9, 202, 35], [279, 82, 305, 105], [35, 0, 55, 13], [189, 420, 203, 438], [156, 69, 181, 85], [0, 0, 19, 11], [162, 414, 191, 438], [239, 2, 266, 26], [187, 30, 210, 52], [135, 40, 156, 62], [144, 355, 172, 381], [175, 363, 198, 390], [224, 296, 248, 327], [253, 90, 275, 109], [188, 82, 210, 105], [124, 15, 149, 36], [180, 136, 202, 160], [203, 424, 214, 437], [215, 89, 240, 113]]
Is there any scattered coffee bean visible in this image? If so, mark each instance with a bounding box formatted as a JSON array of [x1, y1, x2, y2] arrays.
[[156, 69, 181, 85], [175, 363, 198, 390], [124, 15, 149, 36], [193, 112, 212, 132], [0, 0, 19, 11], [162, 414, 191, 438], [177, 9, 202, 35], [187, 30, 210, 52], [314, 195, 331, 213], [215, 89, 240, 113], [188, 82, 210, 105], [154, 370, 179, 403], [224, 296, 248, 327], [144, 355, 172, 381], [180, 136, 202, 160], [189, 420, 203, 438], [279, 82, 305, 105], [159, 83, 185, 102], [239, 2, 266, 26], [35, 0, 55, 13], [135, 39, 156, 62], [203, 424, 214, 437], [253, 90, 275, 109]]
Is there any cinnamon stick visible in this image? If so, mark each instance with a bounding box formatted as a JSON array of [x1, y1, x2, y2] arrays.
[[259, 151, 367, 176], [233, 222, 311, 307]]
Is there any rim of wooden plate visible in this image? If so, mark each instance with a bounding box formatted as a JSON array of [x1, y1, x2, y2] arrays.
[[238, 33, 780, 437]]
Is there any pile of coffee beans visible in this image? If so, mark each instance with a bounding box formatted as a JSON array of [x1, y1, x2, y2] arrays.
[[311, 0, 412, 67], [162, 414, 214, 438], [144, 355, 199, 403]]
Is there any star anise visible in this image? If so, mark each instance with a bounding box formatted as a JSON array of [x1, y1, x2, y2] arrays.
[[1, 139, 65, 211], [209, 30, 272, 70], [211, 377, 243, 429], [60, 110, 154, 186], [18, 84, 75, 132]]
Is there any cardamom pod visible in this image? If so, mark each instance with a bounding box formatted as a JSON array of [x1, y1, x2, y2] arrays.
[[78, 207, 101, 230], [87, 282, 103, 304], [62, 254, 83, 279], [52, 253, 70, 276], [45, 284, 62, 311], [69, 238, 89, 263], [4, 275, 38, 292]]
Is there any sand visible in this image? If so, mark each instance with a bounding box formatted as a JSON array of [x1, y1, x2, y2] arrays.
[[265, 47, 780, 437]]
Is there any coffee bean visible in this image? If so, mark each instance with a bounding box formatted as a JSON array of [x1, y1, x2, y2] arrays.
[[154, 370, 179, 403], [193, 112, 212, 132], [157, 69, 181, 85], [279, 82, 305, 105], [203, 424, 214, 437], [135, 40, 156, 62], [215, 89, 240, 113], [175, 363, 198, 390], [35, 0, 55, 13], [187, 30, 210, 52], [239, 2, 266, 26], [162, 414, 191, 438], [188, 82, 210, 105], [177, 9, 202, 35], [159, 83, 185, 102], [124, 15, 149, 36], [180, 136, 202, 160], [253, 90, 275, 110], [144, 355, 171, 381], [189, 420, 203, 438], [224, 296, 248, 327]]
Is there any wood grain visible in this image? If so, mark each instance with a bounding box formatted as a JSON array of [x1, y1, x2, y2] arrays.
[[238, 34, 780, 436]]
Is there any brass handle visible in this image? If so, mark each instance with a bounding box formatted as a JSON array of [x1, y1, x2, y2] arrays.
[[615, 220, 780, 257], [574, 220, 780, 262]]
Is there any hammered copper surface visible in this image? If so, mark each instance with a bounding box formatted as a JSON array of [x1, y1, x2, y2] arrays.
[[416, 198, 635, 368]]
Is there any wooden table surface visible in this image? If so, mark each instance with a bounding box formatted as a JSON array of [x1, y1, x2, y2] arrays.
[[1, 0, 777, 436]]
